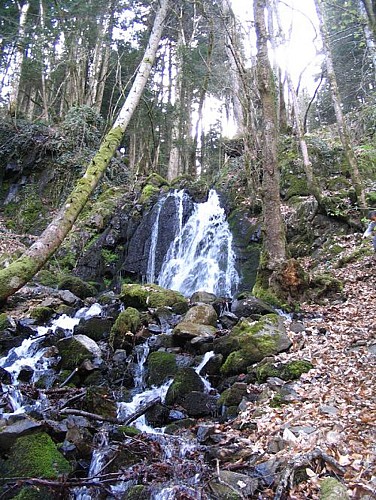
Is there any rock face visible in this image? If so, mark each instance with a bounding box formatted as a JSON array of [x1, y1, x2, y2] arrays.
[[57, 334, 102, 370]]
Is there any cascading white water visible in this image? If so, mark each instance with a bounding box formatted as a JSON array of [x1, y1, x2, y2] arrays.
[[156, 190, 239, 298]]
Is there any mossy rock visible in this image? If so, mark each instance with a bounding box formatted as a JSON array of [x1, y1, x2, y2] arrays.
[[216, 314, 292, 376], [309, 273, 343, 299], [183, 304, 218, 326], [144, 173, 169, 188], [253, 359, 313, 382], [57, 275, 96, 299], [320, 477, 349, 499], [117, 425, 141, 437], [82, 386, 117, 419], [147, 351, 177, 386], [0, 312, 12, 331], [285, 175, 310, 200], [165, 367, 205, 406], [29, 306, 54, 323], [57, 334, 101, 370], [36, 269, 60, 287], [109, 307, 140, 350], [120, 284, 189, 314], [139, 184, 160, 204], [4, 432, 71, 478], [218, 382, 248, 407]]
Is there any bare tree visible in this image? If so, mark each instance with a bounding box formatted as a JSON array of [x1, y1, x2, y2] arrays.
[[315, 0, 367, 209], [0, 0, 170, 303]]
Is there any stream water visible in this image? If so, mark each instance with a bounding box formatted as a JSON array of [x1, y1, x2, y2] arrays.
[[0, 189, 240, 498]]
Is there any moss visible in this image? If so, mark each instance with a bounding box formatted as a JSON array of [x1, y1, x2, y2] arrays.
[[285, 175, 310, 200], [101, 248, 119, 264], [110, 307, 140, 350], [120, 284, 189, 314], [11, 486, 55, 500], [0, 255, 37, 302], [36, 269, 60, 287], [124, 485, 149, 499], [57, 275, 96, 299], [144, 173, 169, 188], [320, 477, 349, 499], [165, 368, 205, 406], [57, 336, 98, 371], [5, 432, 71, 478], [118, 425, 141, 436], [147, 351, 177, 386], [309, 273, 343, 298], [0, 312, 11, 330], [254, 359, 313, 382], [29, 306, 54, 323], [139, 184, 160, 204]]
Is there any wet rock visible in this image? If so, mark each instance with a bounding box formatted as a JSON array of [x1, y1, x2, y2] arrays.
[[18, 365, 34, 382], [0, 366, 12, 384], [57, 289, 83, 306], [165, 368, 205, 406], [145, 403, 170, 427], [65, 424, 93, 457], [147, 351, 177, 386], [173, 321, 216, 345], [219, 311, 239, 329], [180, 391, 218, 417], [74, 316, 113, 341], [57, 334, 102, 370]]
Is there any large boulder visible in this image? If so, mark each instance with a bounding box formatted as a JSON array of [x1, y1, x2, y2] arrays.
[[147, 351, 177, 386], [214, 314, 292, 376], [231, 295, 276, 319], [165, 367, 205, 406], [183, 304, 218, 326], [120, 284, 188, 314]]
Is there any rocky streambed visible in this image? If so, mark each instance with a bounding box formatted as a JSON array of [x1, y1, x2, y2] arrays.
[[0, 280, 316, 499]]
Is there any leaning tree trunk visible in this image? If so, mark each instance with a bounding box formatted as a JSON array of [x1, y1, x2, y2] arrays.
[[254, 0, 286, 269], [0, 0, 170, 303], [315, 0, 367, 209]]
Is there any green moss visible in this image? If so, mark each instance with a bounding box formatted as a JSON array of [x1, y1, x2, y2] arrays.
[[0, 312, 11, 330], [144, 173, 169, 187], [29, 306, 54, 323], [147, 351, 177, 386], [57, 275, 96, 299], [165, 368, 205, 405], [109, 307, 140, 349], [36, 269, 60, 287], [124, 485, 149, 499], [118, 426, 141, 437], [5, 432, 71, 478], [101, 248, 119, 264], [139, 184, 160, 204], [120, 284, 189, 314], [11, 486, 55, 500], [254, 359, 313, 382], [320, 477, 349, 499]]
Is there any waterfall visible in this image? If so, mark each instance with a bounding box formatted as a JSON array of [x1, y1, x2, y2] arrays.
[[156, 189, 239, 297]]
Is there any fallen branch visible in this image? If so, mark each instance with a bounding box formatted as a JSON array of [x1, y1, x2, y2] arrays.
[[274, 448, 346, 500], [60, 397, 161, 425]]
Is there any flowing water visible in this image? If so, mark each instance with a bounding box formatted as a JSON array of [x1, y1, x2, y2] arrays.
[[149, 189, 239, 298]]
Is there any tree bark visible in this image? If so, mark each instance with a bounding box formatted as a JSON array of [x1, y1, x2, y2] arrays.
[[0, 0, 170, 303], [254, 0, 286, 270], [315, 0, 367, 209]]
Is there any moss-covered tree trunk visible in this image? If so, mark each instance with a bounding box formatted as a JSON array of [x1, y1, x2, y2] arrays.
[[0, 0, 170, 303]]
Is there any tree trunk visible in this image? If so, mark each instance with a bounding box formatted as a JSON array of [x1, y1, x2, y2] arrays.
[[315, 0, 367, 209], [0, 0, 170, 303], [8, 1, 30, 116], [360, 0, 376, 42], [254, 0, 286, 271]]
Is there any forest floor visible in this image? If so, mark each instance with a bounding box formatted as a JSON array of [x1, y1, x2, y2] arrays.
[[0, 221, 375, 499], [232, 237, 376, 499]]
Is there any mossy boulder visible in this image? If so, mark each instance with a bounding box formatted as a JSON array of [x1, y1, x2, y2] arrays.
[[144, 173, 169, 188], [215, 314, 292, 376], [147, 351, 177, 386], [4, 432, 71, 478], [183, 304, 218, 326], [139, 184, 160, 204], [29, 306, 55, 324], [57, 334, 101, 370], [165, 367, 205, 406], [57, 275, 96, 299], [110, 307, 141, 350], [120, 284, 189, 314], [74, 316, 113, 341]]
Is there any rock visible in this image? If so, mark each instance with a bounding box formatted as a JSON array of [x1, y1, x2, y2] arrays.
[[57, 334, 102, 370], [182, 303, 218, 326], [173, 321, 216, 344], [196, 424, 216, 443], [147, 351, 177, 386], [320, 477, 349, 499], [190, 291, 217, 304], [57, 289, 82, 306], [0, 366, 12, 384], [57, 276, 97, 299], [0, 417, 44, 451], [109, 307, 140, 350], [4, 431, 71, 478], [120, 284, 189, 314], [165, 367, 205, 406], [215, 314, 292, 376], [218, 382, 248, 407], [231, 295, 276, 318], [219, 311, 239, 329], [180, 391, 218, 417], [209, 470, 258, 498], [74, 316, 113, 341]]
